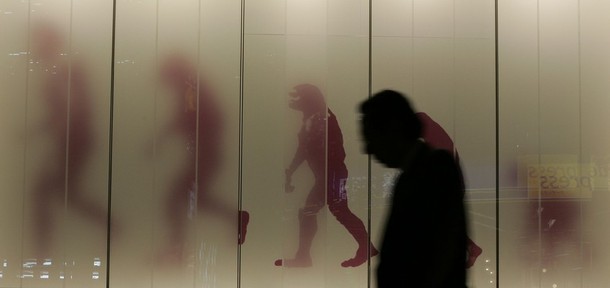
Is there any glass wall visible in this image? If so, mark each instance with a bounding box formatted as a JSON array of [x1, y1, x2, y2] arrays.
[[0, 0, 112, 287], [0, 0, 609, 288], [371, 1, 496, 287], [111, 1, 241, 287], [498, 0, 610, 287]]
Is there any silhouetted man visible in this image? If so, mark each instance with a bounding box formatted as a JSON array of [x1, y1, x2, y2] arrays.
[[359, 90, 468, 287], [417, 112, 482, 268]]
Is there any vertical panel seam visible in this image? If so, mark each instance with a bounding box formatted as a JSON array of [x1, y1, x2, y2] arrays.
[[64, 4, 75, 288], [238, 0, 246, 287], [19, 1, 33, 286], [494, 0, 500, 287], [106, 0, 118, 287], [367, 0, 373, 287], [536, 1, 542, 286], [194, 1, 203, 287], [576, 0, 584, 285]]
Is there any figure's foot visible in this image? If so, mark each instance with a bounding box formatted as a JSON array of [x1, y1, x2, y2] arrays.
[[238, 210, 249, 245], [466, 242, 483, 268], [341, 246, 379, 268], [274, 256, 312, 268]]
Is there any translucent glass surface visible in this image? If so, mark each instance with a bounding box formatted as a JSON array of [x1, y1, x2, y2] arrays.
[[498, 0, 610, 287], [111, 1, 240, 288], [371, 1, 496, 287], [241, 1, 373, 287], [0, 0, 112, 287], [1, 0, 609, 287]]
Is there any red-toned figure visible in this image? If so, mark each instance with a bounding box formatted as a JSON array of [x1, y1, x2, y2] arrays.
[[417, 112, 483, 268], [276, 84, 378, 268], [157, 54, 249, 261], [32, 24, 109, 258]]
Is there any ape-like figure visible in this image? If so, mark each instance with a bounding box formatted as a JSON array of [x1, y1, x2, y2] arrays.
[[276, 84, 378, 268], [157, 54, 249, 261], [417, 112, 483, 268], [32, 24, 110, 258]]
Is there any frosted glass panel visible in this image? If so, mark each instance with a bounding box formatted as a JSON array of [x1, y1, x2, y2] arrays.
[[454, 0, 495, 39], [110, 0, 159, 286], [326, 35, 372, 287], [0, 0, 112, 287], [286, 0, 326, 35], [111, 1, 240, 288], [1, 0, 610, 287], [241, 1, 374, 288], [372, 0, 413, 37], [371, 37, 414, 91], [244, 0, 286, 35], [22, 8, 73, 288], [241, 34, 287, 288], [0, 1, 29, 287], [372, 1, 496, 287], [327, 0, 368, 36], [413, 0, 454, 38], [499, 0, 610, 287]]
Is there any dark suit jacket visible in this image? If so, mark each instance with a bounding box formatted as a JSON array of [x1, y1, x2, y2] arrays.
[[376, 141, 468, 288]]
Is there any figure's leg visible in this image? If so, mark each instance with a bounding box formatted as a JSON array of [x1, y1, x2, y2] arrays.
[[327, 177, 378, 267], [66, 166, 108, 229], [466, 237, 483, 268], [67, 191, 108, 227], [157, 171, 195, 262], [195, 172, 249, 245], [33, 170, 62, 258], [68, 146, 128, 246], [238, 210, 249, 245], [275, 182, 324, 267], [274, 208, 317, 267]]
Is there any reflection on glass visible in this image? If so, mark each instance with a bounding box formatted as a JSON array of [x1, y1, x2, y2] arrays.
[[30, 22, 109, 259], [155, 53, 249, 263], [519, 155, 589, 270], [277, 83, 378, 268]]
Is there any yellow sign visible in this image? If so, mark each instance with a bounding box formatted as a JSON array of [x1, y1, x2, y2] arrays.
[[518, 154, 610, 199], [527, 163, 594, 199]]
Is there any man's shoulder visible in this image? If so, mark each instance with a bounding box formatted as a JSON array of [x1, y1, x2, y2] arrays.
[[426, 147, 456, 164], [416, 147, 460, 180]]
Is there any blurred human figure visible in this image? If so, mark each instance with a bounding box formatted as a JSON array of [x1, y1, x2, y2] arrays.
[[417, 112, 483, 268], [31, 23, 110, 258], [157, 53, 249, 262], [276, 83, 378, 268], [360, 90, 468, 287]]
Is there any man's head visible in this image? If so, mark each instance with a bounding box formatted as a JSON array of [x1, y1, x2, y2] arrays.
[[359, 90, 422, 168]]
